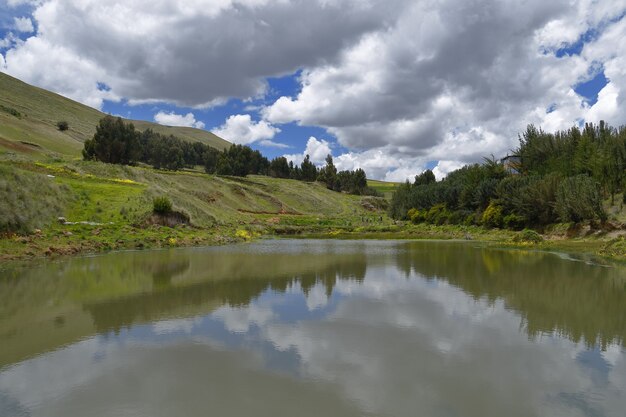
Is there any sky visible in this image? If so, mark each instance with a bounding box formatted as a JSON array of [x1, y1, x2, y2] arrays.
[[1, 0, 626, 181]]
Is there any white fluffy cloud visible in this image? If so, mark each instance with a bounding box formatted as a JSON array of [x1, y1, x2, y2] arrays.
[[2, 0, 403, 108], [284, 136, 332, 165], [3, 0, 626, 179], [212, 114, 279, 145], [154, 111, 205, 129], [13, 17, 34, 33], [264, 0, 626, 179]]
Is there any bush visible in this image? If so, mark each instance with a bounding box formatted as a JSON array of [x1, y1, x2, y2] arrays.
[[0, 104, 22, 118], [556, 175, 606, 223], [425, 204, 450, 225], [481, 202, 503, 228], [512, 229, 544, 243], [408, 208, 426, 224], [57, 121, 69, 131], [153, 196, 172, 214], [448, 210, 471, 225], [503, 213, 525, 230]]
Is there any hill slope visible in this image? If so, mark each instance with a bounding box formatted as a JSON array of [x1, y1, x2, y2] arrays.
[[0, 72, 230, 157]]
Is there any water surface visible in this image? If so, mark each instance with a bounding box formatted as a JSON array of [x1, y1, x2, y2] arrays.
[[1, 240, 625, 416]]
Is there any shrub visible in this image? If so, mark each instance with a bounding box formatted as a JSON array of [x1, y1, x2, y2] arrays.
[[448, 210, 471, 225], [0, 104, 22, 118], [556, 175, 606, 223], [57, 121, 69, 131], [512, 229, 544, 243], [408, 208, 426, 224], [503, 213, 525, 230], [153, 196, 172, 214], [425, 204, 450, 225], [481, 202, 503, 228]]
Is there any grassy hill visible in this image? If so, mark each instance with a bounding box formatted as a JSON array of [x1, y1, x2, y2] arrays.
[[0, 73, 392, 260], [0, 72, 230, 157], [0, 159, 390, 260]]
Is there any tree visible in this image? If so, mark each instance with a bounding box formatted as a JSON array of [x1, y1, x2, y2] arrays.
[[56, 121, 69, 131], [300, 154, 317, 182], [83, 116, 141, 165], [414, 169, 435, 186], [556, 175, 606, 223], [318, 154, 337, 190], [269, 156, 291, 178]]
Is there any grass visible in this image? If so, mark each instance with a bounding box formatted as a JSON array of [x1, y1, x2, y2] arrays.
[[0, 73, 624, 262], [0, 157, 388, 260], [367, 179, 401, 199], [0, 72, 230, 158]]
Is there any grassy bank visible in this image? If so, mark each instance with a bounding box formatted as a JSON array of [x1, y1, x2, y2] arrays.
[[0, 157, 392, 261]]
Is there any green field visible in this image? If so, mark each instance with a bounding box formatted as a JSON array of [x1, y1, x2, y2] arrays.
[[367, 179, 402, 199]]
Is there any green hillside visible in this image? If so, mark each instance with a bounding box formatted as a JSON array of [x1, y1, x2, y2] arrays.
[[0, 72, 230, 157], [0, 73, 391, 260]]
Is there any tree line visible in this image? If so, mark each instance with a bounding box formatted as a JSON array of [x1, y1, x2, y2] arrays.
[[82, 116, 377, 195], [390, 121, 626, 229]]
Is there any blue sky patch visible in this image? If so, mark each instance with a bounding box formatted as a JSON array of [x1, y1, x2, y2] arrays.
[[574, 69, 608, 106]]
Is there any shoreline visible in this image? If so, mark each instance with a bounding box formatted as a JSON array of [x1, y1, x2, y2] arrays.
[[2, 224, 624, 266]]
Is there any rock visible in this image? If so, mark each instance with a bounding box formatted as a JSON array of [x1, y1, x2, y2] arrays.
[[63, 231, 73, 237], [34, 229, 42, 235], [58, 217, 67, 224]]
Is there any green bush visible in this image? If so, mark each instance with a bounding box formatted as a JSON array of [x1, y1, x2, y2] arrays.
[[512, 229, 544, 243], [448, 210, 471, 225], [556, 175, 606, 223], [408, 208, 426, 224], [153, 196, 173, 214], [57, 121, 69, 131], [503, 213, 525, 230], [425, 204, 450, 225], [0, 104, 21, 118], [481, 202, 503, 228]]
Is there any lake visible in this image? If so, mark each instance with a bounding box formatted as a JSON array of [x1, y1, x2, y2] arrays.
[[1, 239, 625, 417]]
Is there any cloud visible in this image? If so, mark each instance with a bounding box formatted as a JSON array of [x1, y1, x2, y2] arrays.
[[212, 114, 279, 145], [284, 136, 332, 165], [13, 17, 34, 33], [264, 0, 626, 177], [6, 0, 41, 6], [154, 111, 205, 129], [259, 139, 290, 149], [2, 0, 626, 179], [2, 0, 405, 108]]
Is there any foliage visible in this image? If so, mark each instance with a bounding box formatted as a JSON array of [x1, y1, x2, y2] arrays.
[[512, 229, 544, 243], [503, 213, 525, 230], [481, 202, 503, 228], [300, 154, 318, 182], [425, 204, 451, 225], [57, 121, 69, 131], [391, 121, 625, 230], [318, 154, 338, 190], [0, 104, 21, 118], [555, 175, 606, 222], [269, 156, 291, 179], [153, 196, 173, 214], [83, 116, 141, 165]]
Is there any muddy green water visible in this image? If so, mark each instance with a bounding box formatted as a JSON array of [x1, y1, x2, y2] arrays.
[[1, 240, 625, 417]]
